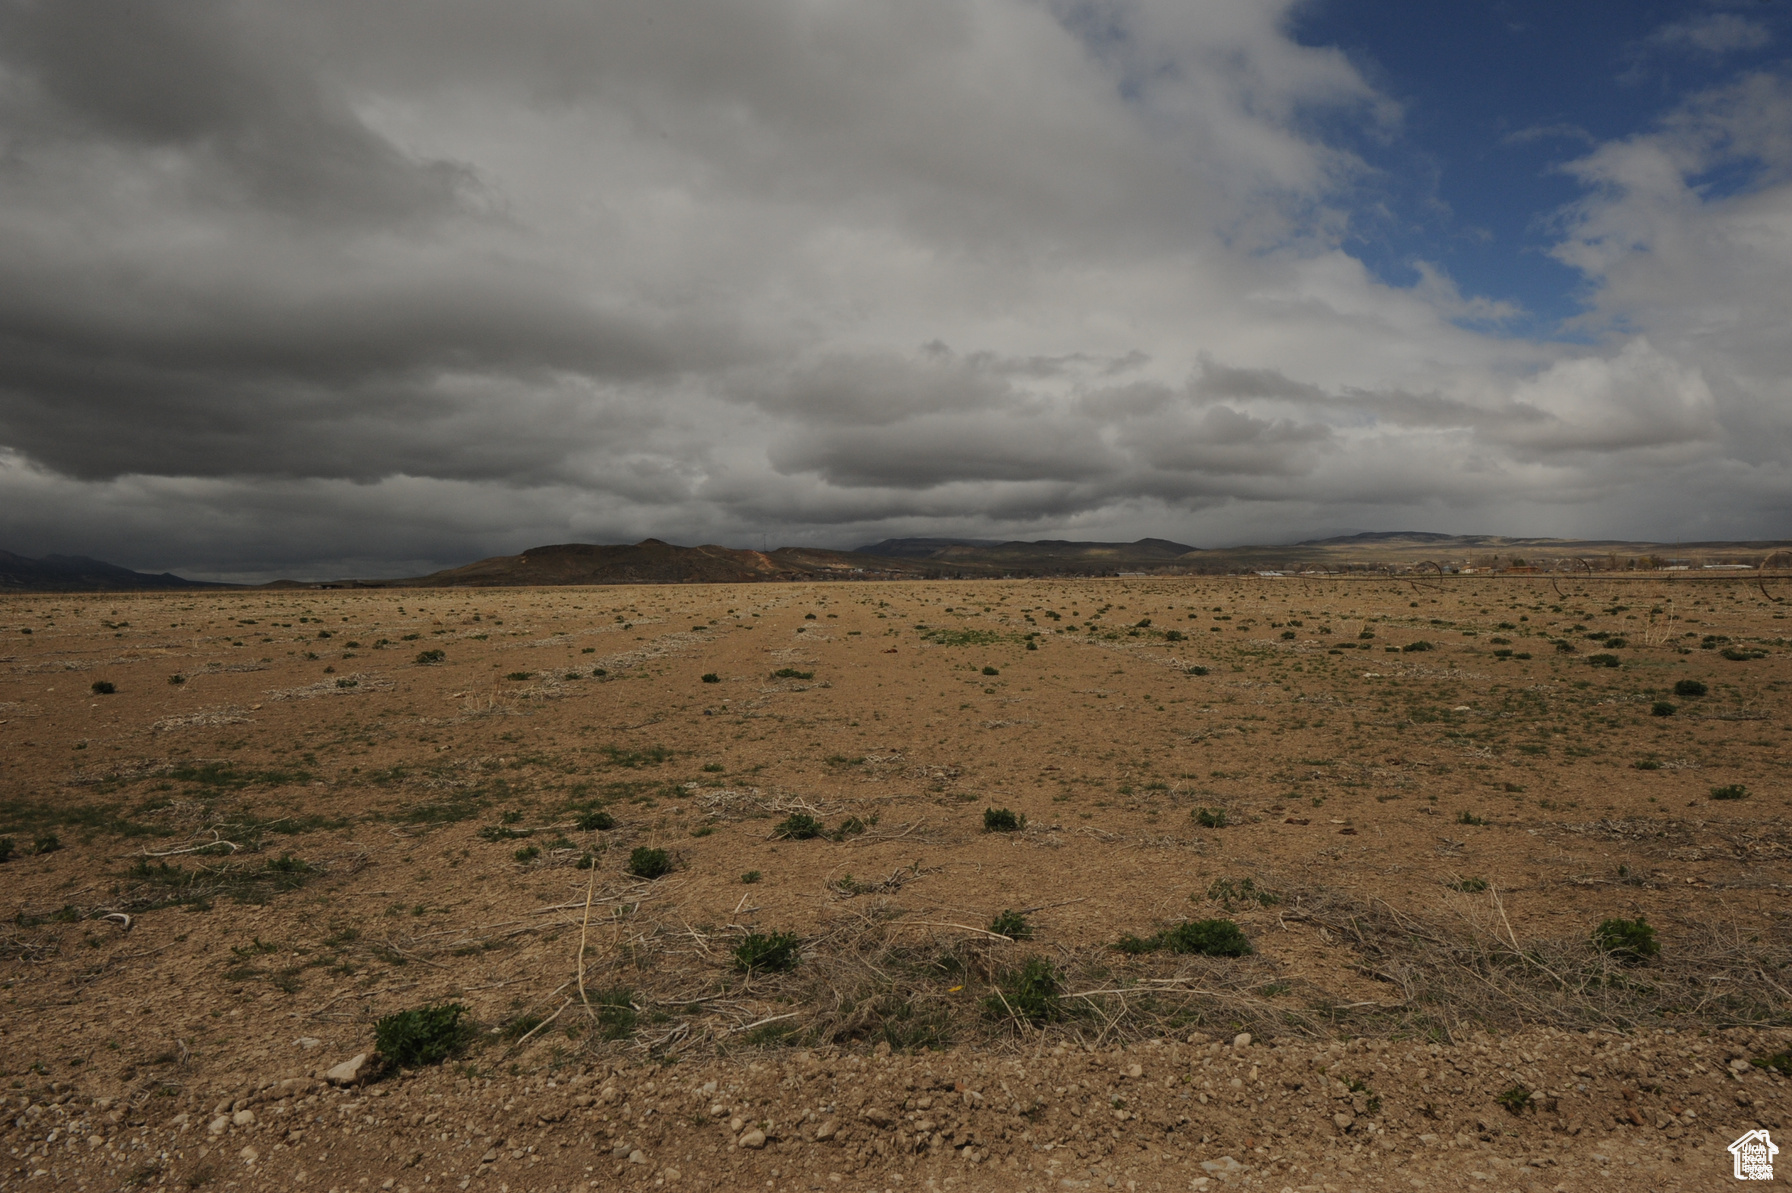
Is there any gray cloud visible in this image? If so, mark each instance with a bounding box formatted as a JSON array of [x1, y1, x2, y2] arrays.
[[0, 0, 1787, 579]]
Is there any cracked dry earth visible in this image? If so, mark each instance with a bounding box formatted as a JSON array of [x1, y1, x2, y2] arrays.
[[2, 574, 1790, 1191]]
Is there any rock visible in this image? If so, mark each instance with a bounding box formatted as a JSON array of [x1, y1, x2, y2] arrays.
[[208, 1115, 230, 1135], [1126, 1063, 1143, 1079], [628, 1149, 648, 1164], [611, 1142, 632, 1159], [294, 1037, 322, 1050], [1334, 1112, 1355, 1130], [861, 1106, 895, 1127], [813, 1120, 837, 1142], [232, 1108, 255, 1127], [729, 1115, 746, 1133], [1232, 1032, 1252, 1050], [710, 1103, 730, 1118], [737, 1129, 767, 1150], [324, 1054, 369, 1086], [238, 1145, 259, 1165]]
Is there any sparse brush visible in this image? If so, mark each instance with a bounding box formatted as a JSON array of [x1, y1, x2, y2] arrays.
[[374, 1003, 471, 1068], [1193, 807, 1228, 829], [1115, 918, 1251, 958], [982, 807, 1024, 832], [775, 813, 825, 840], [985, 955, 1061, 1025], [1592, 916, 1658, 965], [1710, 784, 1749, 801], [574, 810, 615, 831], [1673, 679, 1707, 697], [733, 931, 801, 974], [626, 847, 673, 880], [988, 909, 1032, 940]]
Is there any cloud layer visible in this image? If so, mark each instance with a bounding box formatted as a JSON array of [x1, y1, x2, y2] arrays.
[[0, 0, 1788, 578]]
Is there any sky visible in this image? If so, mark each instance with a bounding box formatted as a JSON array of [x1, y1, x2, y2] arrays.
[[1, 0, 1790, 581]]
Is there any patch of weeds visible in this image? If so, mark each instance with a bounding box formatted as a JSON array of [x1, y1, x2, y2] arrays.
[[1193, 806, 1229, 829], [1751, 1052, 1792, 1078], [740, 870, 762, 884], [733, 931, 800, 974], [1401, 641, 1433, 653], [1633, 759, 1661, 771], [512, 845, 540, 862], [770, 668, 815, 680], [1588, 653, 1621, 668], [1188, 665, 1209, 676], [626, 847, 673, 880], [1448, 877, 1490, 893], [591, 987, 638, 1040], [91, 680, 116, 695], [414, 649, 445, 665], [1496, 1085, 1533, 1114], [1710, 784, 1749, 801], [1592, 916, 1659, 965], [989, 909, 1032, 940], [832, 815, 870, 840], [1650, 701, 1676, 717], [1673, 679, 1707, 698], [701, 673, 720, 684], [984, 955, 1061, 1024], [374, 1003, 472, 1068], [573, 810, 616, 831], [774, 812, 825, 840], [401, 798, 482, 825], [498, 1012, 544, 1041], [1205, 877, 1277, 909], [919, 627, 1004, 647], [0, 837, 12, 862], [477, 824, 530, 842], [981, 665, 1000, 676], [1116, 918, 1252, 957], [983, 807, 1024, 833], [1457, 811, 1487, 826]]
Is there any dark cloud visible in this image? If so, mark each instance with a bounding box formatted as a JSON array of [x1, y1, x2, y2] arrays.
[[0, 1, 1784, 579]]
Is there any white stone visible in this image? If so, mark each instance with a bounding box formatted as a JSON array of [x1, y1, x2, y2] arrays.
[[1232, 1032, 1252, 1050], [324, 1053, 369, 1086], [738, 1129, 767, 1150], [208, 1116, 230, 1135], [232, 1109, 256, 1127], [627, 1149, 648, 1164]]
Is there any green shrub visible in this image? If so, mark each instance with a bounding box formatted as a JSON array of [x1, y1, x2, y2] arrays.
[[414, 649, 445, 665], [1193, 807, 1228, 829], [574, 810, 615, 831], [90, 680, 116, 695], [505, 671, 533, 682], [1752, 1052, 1792, 1078], [1458, 811, 1487, 826], [1114, 918, 1251, 957], [733, 931, 800, 974], [1448, 877, 1489, 893], [1592, 915, 1658, 965], [1588, 653, 1621, 668], [989, 909, 1032, 940], [1160, 919, 1252, 956], [1188, 665, 1209, 676], [0, 837, 13, 862], [1710, 784, 1749, 801], [1673, 678, 1707, 697], [1401, 640, 1433, 652], [771, 667, 814, 680], [983, 807, 1024, 832], [1650, 700, 1676, 717], [775, 812, 825, 840], [1496, 1084, 1533, 1114], [833, 816, 868, 840], [1206, 877, 1277, 909], [626, 847, 673, 880], [984, 955, 1061, 1024], [981, 665, 1000, 676], [374, 1003, 471, 1068], [513, 845, 540, 862], [32, 833, 60, 855], [739, 870, 761, 884], [701, 673, 720, 684]]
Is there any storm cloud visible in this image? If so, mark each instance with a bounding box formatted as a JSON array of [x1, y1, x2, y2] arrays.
[[0, 0, 1788, 579]]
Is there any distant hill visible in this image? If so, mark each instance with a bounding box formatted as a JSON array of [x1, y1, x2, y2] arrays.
[[857, 537, 1198, 571], [373, 540, 953, 588], [0, 550, 228, 592]]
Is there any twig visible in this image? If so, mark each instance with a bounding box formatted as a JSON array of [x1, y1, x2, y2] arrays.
[[577, 869, 598, 1020], [512, 997, 573, 1047]]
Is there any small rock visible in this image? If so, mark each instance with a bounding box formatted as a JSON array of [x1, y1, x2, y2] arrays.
[[627, 1149, 648, 1165], [710, 1103, 730, 1118], [294, 1037, 322, 1050], [813, 1120, 837, 1142], [1232, 1032, 1252, 1050], [729, 1115, 746, 1133], [208, 1116, 230, 1135], [1126, 1063, 1143, 1079], [861, 1106, 895, 1127], [238, 1145, 259, 1165], [232, 1109, 256, 1127], [324, 1054, 369, 1086], [481, 1149, 498, 1164], [1729, 1058, 1751, 1074], [1334, 1112, 1355, 1130], [738, 1129, 767, 1150], [611, 1142, 633, 1159]]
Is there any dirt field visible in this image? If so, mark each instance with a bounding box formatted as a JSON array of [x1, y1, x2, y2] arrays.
[[2, 576, 1788, 1191]]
